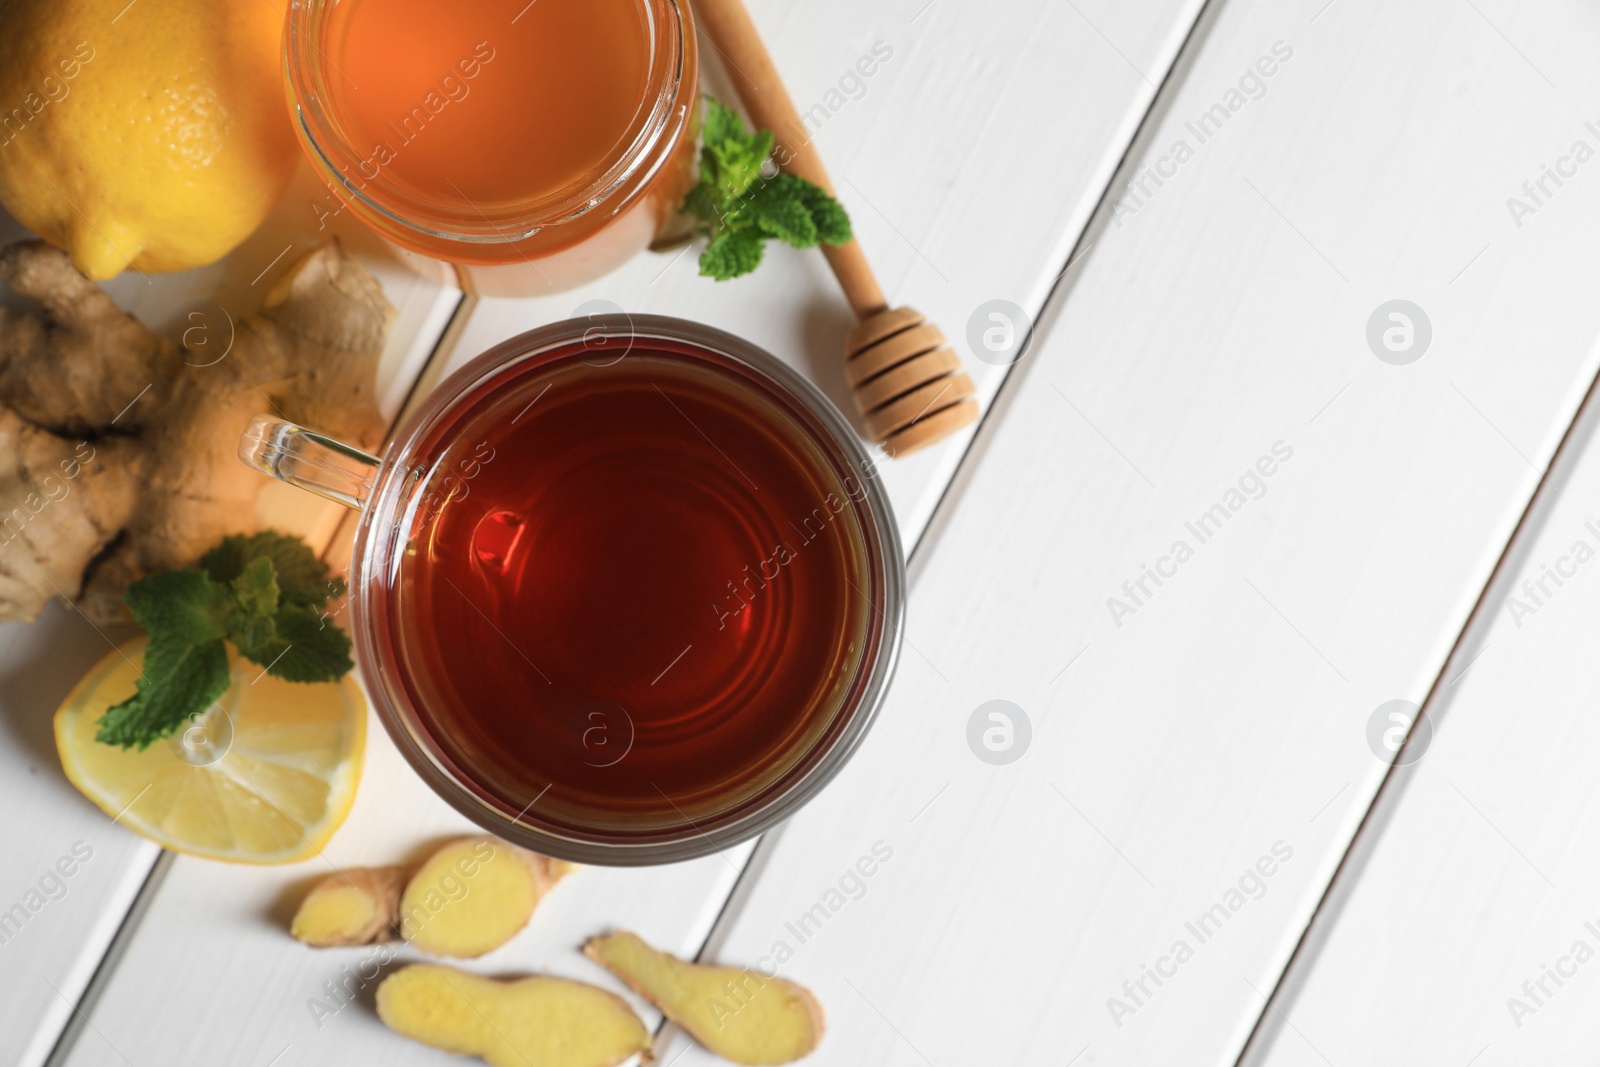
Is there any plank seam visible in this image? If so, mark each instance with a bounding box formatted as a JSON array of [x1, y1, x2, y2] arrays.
[[905, 0, 1218, 569], [43, 851, 173, 1067], [1233, 353, 1600, 1066]]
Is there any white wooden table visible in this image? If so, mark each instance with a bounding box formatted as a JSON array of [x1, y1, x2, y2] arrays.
[[5, 0, 1599, 1063]]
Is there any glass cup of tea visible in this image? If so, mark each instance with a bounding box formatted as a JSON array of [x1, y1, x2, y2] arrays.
[[239, 315, 904, 865]]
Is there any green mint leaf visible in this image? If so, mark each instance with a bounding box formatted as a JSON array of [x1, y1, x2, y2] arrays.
[[702, 96, 745, 149], [227, 557, 280, 655], [124, 568, 229, 646], [681, 183, 722, 227], [240, 604, 354, 683], [201, 531, 344, 608], [94, 532, 355, 749], [196, 535, 255, 585], [699, 98, 770, 201], [796, 180, 853, 245], [95, 568, 230, 749], [749, 175, 821, 248], [683, 96, 854, 279], [95, 636, 231, 750], [700, 230, 765, 280], [705, 141, 765, 204]]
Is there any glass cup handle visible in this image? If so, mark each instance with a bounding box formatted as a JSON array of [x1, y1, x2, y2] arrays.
[[238, 414, 382, 511]]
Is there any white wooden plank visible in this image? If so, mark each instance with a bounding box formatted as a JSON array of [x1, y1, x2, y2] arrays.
[[48, 0, 1208, 1063], [0, 605, 160, 1067], [652, 0, 1600, 1064], [1239, 24, 1600, 1050], [0, 157, 458, 1067], [1238, 1, 1600, 1062], [1242, 364, 1600, 1067]]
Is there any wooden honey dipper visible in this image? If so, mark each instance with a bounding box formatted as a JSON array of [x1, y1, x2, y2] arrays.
[[694, 0, 980, 457]]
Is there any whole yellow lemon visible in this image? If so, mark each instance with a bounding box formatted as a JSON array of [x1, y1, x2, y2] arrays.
[[0, 0, 296, 279]]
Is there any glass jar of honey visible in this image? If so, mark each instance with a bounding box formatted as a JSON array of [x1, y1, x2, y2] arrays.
[[284, 0, 698, 295]]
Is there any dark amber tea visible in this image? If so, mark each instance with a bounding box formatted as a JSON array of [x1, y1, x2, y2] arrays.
[[380, 336, 880, 839], [244, 318, 902, 861]]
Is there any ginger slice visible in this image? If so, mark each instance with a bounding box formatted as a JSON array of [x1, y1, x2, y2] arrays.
[[377, 963, 650, 1067], [287, 837, 575, 955], [400, 838, 577, 958], [584, 931, 825, 1065], [290, 866, 407, 947]]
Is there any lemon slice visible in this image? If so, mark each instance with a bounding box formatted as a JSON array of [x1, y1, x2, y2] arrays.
[[55, 638, 366, 864]]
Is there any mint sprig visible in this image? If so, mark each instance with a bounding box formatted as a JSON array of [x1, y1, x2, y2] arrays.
[[95, 531, 353, 750], [682, 98, 852, 281]]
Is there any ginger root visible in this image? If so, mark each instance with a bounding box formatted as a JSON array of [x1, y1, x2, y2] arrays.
[[585, 931, 825, 1066], [0, 238, 389, 625], [0, 407, 138, 618], [291, 837, 576, 957], [403, 837, 577, 958], [376, 964, 650, 1067], [290, 866, 408, 948]]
